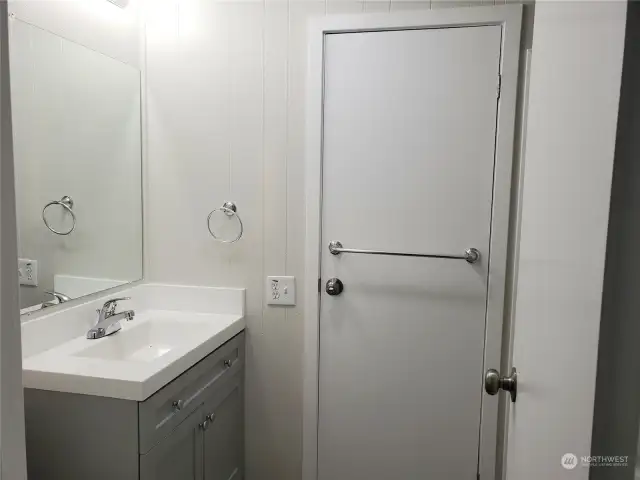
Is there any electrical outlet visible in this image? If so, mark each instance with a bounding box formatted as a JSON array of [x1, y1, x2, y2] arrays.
[[266, 276, 296, 306], [18, 258, 38, 286]]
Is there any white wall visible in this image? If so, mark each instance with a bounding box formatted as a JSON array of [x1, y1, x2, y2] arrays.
[[0, 1, 28, 477], [9, 18, 143, 309], [7, 0, 144, 310], [144, 1, 531, 478]]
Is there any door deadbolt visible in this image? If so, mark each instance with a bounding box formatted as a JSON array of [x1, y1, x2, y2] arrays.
[[485, 367, 517, 403], [325, 278, 344, 296]]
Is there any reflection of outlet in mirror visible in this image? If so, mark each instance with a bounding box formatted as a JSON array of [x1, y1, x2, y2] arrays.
[[266, 276, 296, 306], [18, 258, 38, 286]]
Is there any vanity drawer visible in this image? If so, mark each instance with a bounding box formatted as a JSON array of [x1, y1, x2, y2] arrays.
[[138, 332, 245, 454]]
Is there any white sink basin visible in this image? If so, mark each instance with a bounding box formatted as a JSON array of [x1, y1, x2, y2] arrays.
[[22, 310, 245, 401], [74, 319, 203, 363]]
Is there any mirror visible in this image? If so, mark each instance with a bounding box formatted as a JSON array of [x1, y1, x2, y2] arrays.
[[9, 18, 143, 313]]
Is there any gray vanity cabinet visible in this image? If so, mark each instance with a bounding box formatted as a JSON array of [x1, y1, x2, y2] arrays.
[[24, 332, 245, 480], [140, 407, 204, 480], [139, 372, 245, 480], [202, 374, 244, 480]]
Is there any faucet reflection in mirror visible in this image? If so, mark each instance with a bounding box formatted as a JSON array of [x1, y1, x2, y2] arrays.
[[41, 291, 71, 309], [8, 14, 143, 313]]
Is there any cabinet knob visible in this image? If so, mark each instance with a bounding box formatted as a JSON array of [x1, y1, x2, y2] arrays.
[[223, 359, 233, 368], [206, 412, 216, 423], [200, 419, 210, 431], [172, 399, 184, 411]]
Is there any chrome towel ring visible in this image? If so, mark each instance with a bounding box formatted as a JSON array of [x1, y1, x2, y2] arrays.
[[207, 201, 243, 243], [42, 195, 76, 236]]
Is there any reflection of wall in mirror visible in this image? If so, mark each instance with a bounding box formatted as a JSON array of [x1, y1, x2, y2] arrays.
[[8, 1, 144, 310]]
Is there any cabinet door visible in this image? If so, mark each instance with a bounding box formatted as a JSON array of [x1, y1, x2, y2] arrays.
[[140, 405, 204, 480], [203, 374, 244, 480]]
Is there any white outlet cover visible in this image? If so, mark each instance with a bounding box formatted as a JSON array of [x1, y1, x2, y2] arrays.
[[266, 276, 296, 306], [18, 258, 38, 287]]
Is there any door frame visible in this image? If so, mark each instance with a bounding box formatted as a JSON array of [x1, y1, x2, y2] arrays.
[[303, 5, 523, 480], [0, 2, 28, 477]]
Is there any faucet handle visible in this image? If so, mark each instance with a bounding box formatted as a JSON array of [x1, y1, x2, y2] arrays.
[[100, 297, 131, 316]]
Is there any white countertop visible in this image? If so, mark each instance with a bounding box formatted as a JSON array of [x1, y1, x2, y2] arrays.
[[21, 284, 246, 401]]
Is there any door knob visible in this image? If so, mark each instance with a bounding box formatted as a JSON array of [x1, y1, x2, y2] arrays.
[[326, 278, 344, 296], [484, 367, 517, 402]]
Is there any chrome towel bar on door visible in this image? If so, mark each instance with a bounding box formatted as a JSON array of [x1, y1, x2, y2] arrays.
[[328, 241, 481, 264]]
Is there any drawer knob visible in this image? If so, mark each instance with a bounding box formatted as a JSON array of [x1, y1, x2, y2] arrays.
[[172, 399, 184, 411], [223, 359, 233, 368]]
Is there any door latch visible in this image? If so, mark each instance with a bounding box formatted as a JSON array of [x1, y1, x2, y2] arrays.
[[325, 278, 344, 296]]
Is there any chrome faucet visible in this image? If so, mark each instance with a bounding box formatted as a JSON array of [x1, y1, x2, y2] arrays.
[[42, 290, 72, 308], [86, 297, 135, 340]]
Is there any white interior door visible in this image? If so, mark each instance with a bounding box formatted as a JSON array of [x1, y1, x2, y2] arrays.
[[504, 2, 627, 479], [318, 26, 503, 479]]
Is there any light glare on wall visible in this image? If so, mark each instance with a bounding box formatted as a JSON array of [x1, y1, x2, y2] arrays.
[[107, 0, 129, 8], [145, 0, 198, 45]]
